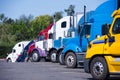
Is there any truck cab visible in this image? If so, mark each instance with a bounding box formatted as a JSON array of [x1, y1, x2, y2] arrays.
[[84, 8, 120, 80], [29, 23, 53, 62], [6, 41, 30, 62]]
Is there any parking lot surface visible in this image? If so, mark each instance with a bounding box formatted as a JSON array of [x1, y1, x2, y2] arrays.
[[0, 59, 120, 80]]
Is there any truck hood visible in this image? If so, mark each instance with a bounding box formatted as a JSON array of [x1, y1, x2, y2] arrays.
[[91, 35, 106, 45], [64, 37, 80, 47]]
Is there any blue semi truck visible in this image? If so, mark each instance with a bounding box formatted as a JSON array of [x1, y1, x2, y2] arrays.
[[59, 0, 118, 68], [49, 13, 83, 62]]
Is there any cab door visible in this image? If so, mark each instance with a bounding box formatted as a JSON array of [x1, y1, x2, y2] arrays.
[[80, 24, 91, 51], [104, 18, 120, 56]]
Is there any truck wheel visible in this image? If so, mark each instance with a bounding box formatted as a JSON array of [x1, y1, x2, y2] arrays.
[[32, 50, 40, 62], [90, 57, 109, 80], [7, 58, 12, 62], [25, 57, 32, 62], [58, 51, 65, 65], [65, 52, 77, 68], [50, 50, 57, 63]]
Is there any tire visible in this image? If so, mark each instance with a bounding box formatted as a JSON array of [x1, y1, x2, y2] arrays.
[[65, 52, 77, 68], [58, 50, 65, 65], [25, 57, 32, 62], [31, 50, 40, 62], [90, 57, 109, 80], [7, 58, 12, 62], [50, 50, 57, 63]]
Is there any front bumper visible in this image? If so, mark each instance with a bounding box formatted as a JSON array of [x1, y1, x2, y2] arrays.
[[76, 52, 86, 67], [84, 58, 90, 73], [61, 53, 65, 65]]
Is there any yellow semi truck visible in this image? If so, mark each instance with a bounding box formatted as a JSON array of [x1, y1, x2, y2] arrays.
[[84, 8, 120, 80]]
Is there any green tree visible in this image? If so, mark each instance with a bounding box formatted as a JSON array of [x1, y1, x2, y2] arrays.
[[0, 14, 5, 22], [30, 15, 53, 38], [0, 23, 16, 44], [0, 14, 14, 24], [12, 14, 34, 41], [54, 11, 63, 21], [64, 5, 75, 16]]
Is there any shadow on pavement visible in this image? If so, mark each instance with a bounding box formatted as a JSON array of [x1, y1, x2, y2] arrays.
[[88, 75, 120, 80]]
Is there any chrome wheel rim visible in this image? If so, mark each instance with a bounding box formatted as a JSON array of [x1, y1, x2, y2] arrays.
[[51, 53, 56, 62], [93, 62, 104, 76], [32, 52, 38, 61], [67, 55, 74, 66]]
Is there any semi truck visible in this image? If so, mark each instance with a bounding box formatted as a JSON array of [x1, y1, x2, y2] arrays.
[[27, 23, 53, 62], [6, 41, 30, 62], [48, 14, 83, 62], [84, 8, 120, 80], [59, 0, 118, 68]]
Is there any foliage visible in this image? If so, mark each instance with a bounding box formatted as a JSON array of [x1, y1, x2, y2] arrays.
[[64, 5, 75, 16], [30, 15, 53, 38], [0, 12, 63, 58], [54, 11, 63, 21]]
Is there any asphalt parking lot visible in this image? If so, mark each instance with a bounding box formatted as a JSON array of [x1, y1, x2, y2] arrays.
[[0, 59, 120, 80]]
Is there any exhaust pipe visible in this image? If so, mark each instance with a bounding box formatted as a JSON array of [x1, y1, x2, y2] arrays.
[[84, 5, 86, 24]]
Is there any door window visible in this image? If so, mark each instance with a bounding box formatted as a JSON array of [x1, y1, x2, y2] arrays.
[[18, 44, 21, 47], [112, 18, 120, 34], [80, 24, 91, 37], [12, 49, 16, 53], [38, 35, 44, 41], [102, 24, 111, 35], [49, 33, 53, 39], [61, 21, 67, 28]]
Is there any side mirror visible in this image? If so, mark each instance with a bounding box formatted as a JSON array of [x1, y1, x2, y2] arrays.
[[109, 36, 115, 42], [64, 31, 67, 37], [104, 23, 111, 37]]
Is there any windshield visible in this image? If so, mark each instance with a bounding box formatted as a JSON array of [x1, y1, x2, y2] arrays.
[[112, 18, 120, 34], [49, 33, 53, 39], [38, 35, 44, 41]]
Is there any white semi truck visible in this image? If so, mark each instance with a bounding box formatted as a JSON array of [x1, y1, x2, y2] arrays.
[[6, 41, 30, 62]]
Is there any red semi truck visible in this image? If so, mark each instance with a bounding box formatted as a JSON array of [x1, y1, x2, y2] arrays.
[[27, 23, 53, 62], [16, 23, 53, 62]]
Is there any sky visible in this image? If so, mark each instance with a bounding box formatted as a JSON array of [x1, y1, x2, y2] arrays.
[[0, 0, 107, 19]]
